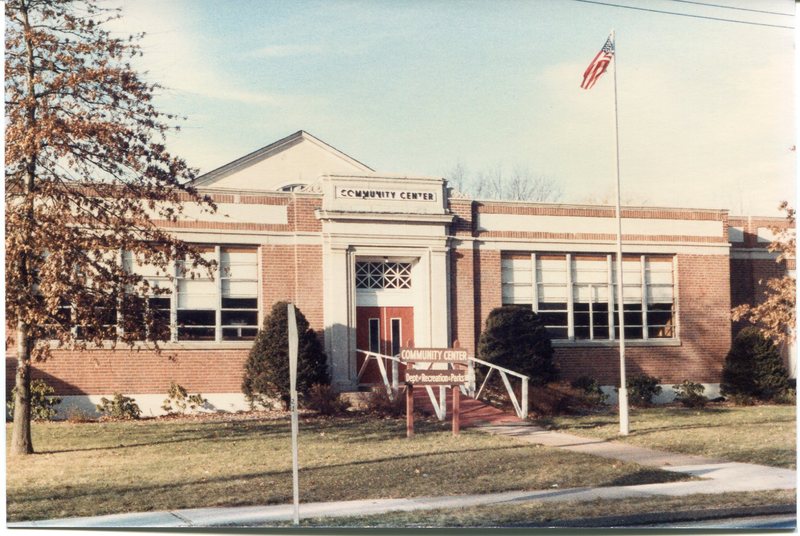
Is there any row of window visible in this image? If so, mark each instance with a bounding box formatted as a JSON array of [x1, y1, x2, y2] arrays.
[[502, 253, 676, 341], [57, 246, 260, 342]]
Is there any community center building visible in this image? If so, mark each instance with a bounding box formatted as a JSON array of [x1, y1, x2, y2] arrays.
[[7, 131, 793, 415]]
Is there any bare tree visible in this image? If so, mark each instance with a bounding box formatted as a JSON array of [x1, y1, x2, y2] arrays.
[[6, 0, 215, 455], [580, 186, 649, 206], [446, 163, 563, 202]]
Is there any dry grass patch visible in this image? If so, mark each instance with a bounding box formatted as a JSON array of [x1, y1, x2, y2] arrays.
[[306, 490, 796, 528], [7, 414, 690, 522], [545, 405, 796, 468]]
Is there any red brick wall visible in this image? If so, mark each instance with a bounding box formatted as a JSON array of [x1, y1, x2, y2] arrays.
[[558, 254, 731, 384], [450, 247, 476, 355], [475, 248, 502, 333], [467, 252, 732, 385], [6, 348, 248, 395], [294, 245, 324, 333]]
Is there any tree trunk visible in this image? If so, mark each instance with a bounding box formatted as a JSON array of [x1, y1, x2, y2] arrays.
[[10, 322, 33, 456], [10, 0, 37, 456]]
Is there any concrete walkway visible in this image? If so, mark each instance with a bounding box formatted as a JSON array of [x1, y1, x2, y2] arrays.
[[9, 422, 796, 528]]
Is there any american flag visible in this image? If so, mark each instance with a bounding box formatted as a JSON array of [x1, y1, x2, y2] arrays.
[[581, 35, 614, 90]]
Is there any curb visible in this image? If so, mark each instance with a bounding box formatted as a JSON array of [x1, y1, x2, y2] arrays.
[[506, 503, 797, 528]]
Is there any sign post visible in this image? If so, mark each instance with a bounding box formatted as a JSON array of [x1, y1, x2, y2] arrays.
[[452, 385, 460, 436], [287, 303, 300, 526], [406, 384, 414, 438]]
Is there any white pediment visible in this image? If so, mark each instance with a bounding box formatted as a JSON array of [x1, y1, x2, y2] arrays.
[[194, 131, 373, 191]]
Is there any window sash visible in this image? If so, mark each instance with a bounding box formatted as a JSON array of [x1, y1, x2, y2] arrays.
[[501, 253, 676, 342], [124, 246, 259, 342]]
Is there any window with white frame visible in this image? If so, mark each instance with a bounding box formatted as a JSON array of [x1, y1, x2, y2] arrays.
[[220, 247, 259, 341], [501, 253, 676, 341], [125, 245, 259, 342]]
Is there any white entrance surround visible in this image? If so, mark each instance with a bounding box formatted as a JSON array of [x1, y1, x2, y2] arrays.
[[315, 173, 453, 390]]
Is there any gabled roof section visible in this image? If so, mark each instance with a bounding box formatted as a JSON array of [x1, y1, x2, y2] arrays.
[[193, 130, 374, 190]]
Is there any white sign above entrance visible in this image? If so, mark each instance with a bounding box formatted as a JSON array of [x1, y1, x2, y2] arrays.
[[319, 174, 447, 216], [335, 186, 437, 202]]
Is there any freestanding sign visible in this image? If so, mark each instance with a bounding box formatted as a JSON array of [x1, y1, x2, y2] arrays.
[[287, 303, 300, 526], [401, 346, 468, 437]]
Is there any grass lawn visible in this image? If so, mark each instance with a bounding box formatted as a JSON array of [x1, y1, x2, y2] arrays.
[[6, 414, 689, 522], [544, 405, 796, 468], [303, 490, 797, 528]]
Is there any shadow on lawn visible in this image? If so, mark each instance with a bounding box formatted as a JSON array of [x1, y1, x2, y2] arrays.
[[13, 443, 534, 509], [36, 416, 472, 455]]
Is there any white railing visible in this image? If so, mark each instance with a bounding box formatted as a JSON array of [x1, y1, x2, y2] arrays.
[[356, 349, 403, 398], [356, 348, 530, 420], [468, 357, 529, 419]]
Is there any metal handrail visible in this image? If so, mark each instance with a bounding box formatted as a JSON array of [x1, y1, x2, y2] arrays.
[[355, 348, 529, 420], [467, 357, 529, 419]]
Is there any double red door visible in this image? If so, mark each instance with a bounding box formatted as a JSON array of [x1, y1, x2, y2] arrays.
[[356, 306, 414, 385]]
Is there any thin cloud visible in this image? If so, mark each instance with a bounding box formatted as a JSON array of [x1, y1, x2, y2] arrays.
[[251, 44, 326, 58], [110, 1, 284, 106]]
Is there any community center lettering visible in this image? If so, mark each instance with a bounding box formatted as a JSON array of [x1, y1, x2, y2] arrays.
[[335, 187, 437, 202]]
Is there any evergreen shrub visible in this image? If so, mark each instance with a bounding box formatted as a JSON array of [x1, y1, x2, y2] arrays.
[[242, 301, 329, 410], [477, 305, 557, 385], [721, 327, 790, 402]]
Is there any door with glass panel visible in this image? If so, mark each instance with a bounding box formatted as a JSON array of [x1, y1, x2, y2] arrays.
[[354, 259, 415, 385], [355, 306, 414, 385]]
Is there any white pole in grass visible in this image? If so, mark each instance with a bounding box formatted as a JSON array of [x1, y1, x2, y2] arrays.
[[288, 303, 300, 525], [610, 29, 630, 436]]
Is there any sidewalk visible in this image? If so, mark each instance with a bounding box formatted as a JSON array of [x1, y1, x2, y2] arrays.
[[9, 422, 797, 528]]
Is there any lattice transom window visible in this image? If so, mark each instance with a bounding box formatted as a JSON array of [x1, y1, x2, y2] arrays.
[[355, 262, 412, 290]]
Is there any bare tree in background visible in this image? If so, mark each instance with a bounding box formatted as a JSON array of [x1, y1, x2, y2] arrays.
[[580, 186, 649, 206], [446, 163, 563, 202]]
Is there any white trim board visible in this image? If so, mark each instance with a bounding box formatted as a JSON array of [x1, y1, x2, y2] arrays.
[[478, 213, 724, 238]]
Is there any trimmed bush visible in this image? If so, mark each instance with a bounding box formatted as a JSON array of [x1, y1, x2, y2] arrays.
[[243, 301, 330, 410], [721, 327, 790, 402], [161, 382, 208, 415], [96, 393, 141, 420], [7, 379, 61, 421], [570, 376, 609, 406], [306, 384, 350, 416], [672, 380, 708, 408], [621, 374, 662, 407], [477, 305, 557, 385]]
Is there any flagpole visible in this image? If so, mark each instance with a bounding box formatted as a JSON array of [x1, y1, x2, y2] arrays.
[[611, 29, 630, 436]]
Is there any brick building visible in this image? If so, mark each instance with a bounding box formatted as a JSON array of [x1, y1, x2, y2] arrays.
[[6, 131, 794, 415]]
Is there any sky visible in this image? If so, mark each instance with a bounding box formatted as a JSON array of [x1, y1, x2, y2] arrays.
[[110, 0, 796, 216]]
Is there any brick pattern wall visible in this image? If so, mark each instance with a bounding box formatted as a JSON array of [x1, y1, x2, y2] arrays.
[[448, 199, 475, 237], [6, 348, 249, 396], [450, 247, 476, 354], [294, 245, 324, 332], [470, 253, 731, 385], [288, 195, 323, 233], [729, 215, 790, 249], [557, 254, 731, 384], [475, 248, 502, 334], [262, 244, 295, 307], [478, 202, 727, 221]]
